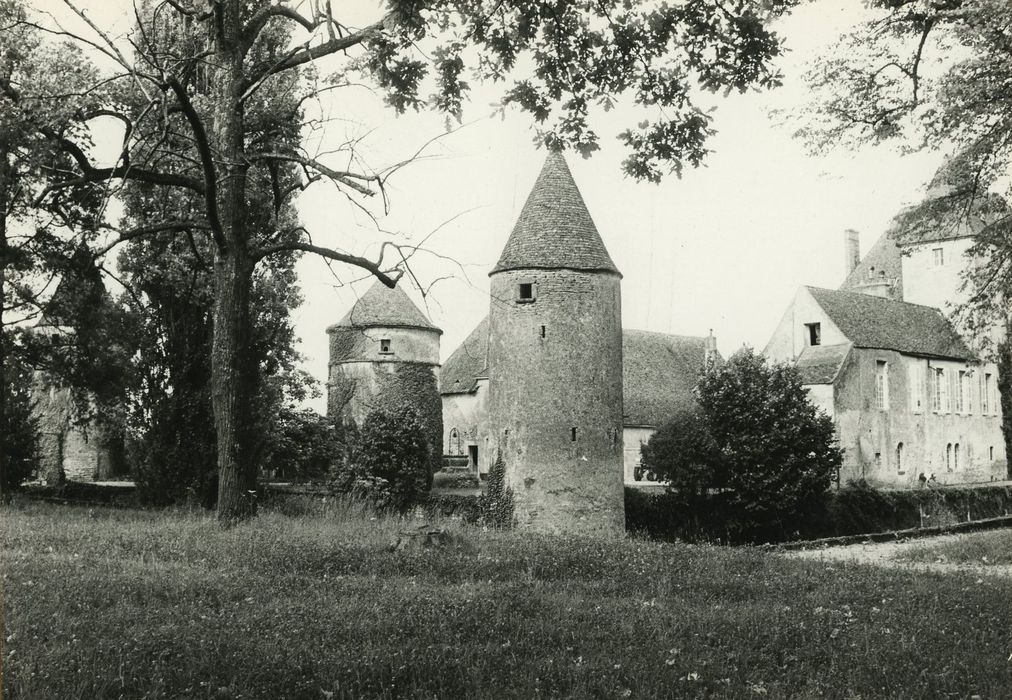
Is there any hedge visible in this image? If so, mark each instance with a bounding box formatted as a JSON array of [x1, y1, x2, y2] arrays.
[[625, 482, 1012, 544]]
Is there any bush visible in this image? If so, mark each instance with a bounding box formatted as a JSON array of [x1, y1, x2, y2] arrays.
[[261, 407, 342, 482], [3, 351, 40, 492], [479, 451, 513, 528], [639, 348, 842, 543], [350, 406, 431, 511]]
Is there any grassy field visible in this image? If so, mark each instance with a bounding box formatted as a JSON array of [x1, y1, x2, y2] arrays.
[[896, 529, 1012, 566], [2, 498, 1011, 699]]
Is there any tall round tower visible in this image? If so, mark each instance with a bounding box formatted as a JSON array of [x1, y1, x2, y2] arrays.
[[487, 152, 625, 536], [327, 280, 443, 471]]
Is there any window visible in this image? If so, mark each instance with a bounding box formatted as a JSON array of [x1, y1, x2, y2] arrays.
[[805, 322, 822, 347], [875, 361, 889, 410], [955, 371, 965, 412], [933, 368, 948, 412], [984, 373, 995, 414], [379, 338, 392, 354], [896, 443, 904, 474], [540, 325, 546, 339], [570, 427, 578, 442], [946, 443, 953, 471], [954, 443, 961, 470], [517, 282, 535, 302], [448, 428, 461, 455], [874, 452, 882, 470], [908, 362, 924, 413], [958, 371, 971, 413], [933, 247, 945, 267], [990, 446, 995, 461]]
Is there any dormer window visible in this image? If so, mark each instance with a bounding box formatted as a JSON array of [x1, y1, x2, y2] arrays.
[[379, 338, 392, 354], [517, 282, 535, 303], [805, 322, 821, 346]]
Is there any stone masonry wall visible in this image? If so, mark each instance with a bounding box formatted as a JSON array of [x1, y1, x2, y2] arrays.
[[487, 268, 625, 536]]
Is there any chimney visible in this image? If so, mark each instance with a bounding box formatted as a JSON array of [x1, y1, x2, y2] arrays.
[[704, 329, 718, 365], [845, 229, 861, 276]]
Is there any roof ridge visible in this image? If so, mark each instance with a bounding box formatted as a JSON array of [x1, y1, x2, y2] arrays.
[[806, 285, 945, 313]]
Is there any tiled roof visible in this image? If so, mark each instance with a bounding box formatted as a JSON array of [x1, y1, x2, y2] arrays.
[[796, 343, 851, 385], [806, 286, 974, 361], [329, 280, 440, 332], [439, 320, 713, 429], [491, 151, 620, 276], [839, 232, 903, 301], [438, 317, 489, 395], [623, 330, 714, 427]]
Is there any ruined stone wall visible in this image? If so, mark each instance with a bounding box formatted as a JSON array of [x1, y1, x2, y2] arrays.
[[487, 268, 625, 536], [30, 377, 116, 483]]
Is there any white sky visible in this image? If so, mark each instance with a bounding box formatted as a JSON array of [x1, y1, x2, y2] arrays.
[[31, 1, 945, 413]]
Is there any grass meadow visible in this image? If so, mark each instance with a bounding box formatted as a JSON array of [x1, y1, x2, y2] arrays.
[[895, 529, 1012, 566], [2, 497, 1011, 699]]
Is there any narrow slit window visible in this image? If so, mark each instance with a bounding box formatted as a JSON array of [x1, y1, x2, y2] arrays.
[[570, 427, 577, 442], [540, 325, 546, 338], [896, 443, 904, 474]]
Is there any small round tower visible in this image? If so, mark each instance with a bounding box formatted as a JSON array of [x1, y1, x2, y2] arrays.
[[487, 152, 625, 536], [327, 281, 443, 468]]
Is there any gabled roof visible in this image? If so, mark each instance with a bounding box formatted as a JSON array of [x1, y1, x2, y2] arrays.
[[439, 317, 489, 395], [796, 343, 851, 385], [623, 330, 715, 427], [491, 151, 620, 277], [806, 286, 974, 361], [439, 321, 714, 428], [328, 280, 440, 333], [839, 232, 903, 301]]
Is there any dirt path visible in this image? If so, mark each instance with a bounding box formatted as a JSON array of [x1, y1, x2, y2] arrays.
[[786, 534, 1012, 578]]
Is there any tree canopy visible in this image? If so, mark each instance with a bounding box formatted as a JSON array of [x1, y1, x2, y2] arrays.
[[1, 0, 797, 520]]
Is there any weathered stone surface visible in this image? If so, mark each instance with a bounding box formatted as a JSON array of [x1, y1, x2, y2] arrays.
[[487, 268, 626, 537]]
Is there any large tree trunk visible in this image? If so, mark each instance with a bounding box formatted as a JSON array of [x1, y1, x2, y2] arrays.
[[211, 248, 255, 522], [211, 3, 256, 524]]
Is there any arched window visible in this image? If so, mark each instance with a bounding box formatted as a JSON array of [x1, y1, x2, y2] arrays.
[[946, 443, 953, 471], [896, 443, 904, 474], [448, 428, 461, 456], [954, 443, 960, 470]]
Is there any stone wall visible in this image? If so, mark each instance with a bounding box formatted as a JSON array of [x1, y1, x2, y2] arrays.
[[487, 268, 625, 536], [834, 349, 1007, 486], [441, 379, 489, 473], [30, 378, 119, 483]]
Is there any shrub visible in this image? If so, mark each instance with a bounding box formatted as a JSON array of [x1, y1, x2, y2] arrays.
[[3, 351, 40, 492], [261, 407, 342, 482], [479, 451, 513, 528], [638, 348, 842, 543], [350, 406, 431, 510]]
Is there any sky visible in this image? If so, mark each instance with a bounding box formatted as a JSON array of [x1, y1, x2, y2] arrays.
[[31, 1, 946, 413]]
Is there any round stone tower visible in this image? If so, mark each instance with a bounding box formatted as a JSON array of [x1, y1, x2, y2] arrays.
[[487, 152, 625, 536], [327, 281, 443, 470]]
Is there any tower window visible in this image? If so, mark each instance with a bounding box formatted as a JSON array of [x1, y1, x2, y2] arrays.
[[896, 442, 904, 474], [379, 338, 392, 354], [805, 322, 821, 346], [540, 325, 546, 338], [517, 282, 535, 302], [571, 427, 577, 442]]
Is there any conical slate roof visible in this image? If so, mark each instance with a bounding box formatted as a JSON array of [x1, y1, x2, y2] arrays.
[[491, 151, 620, 276], [330, 280, 440, 332]]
